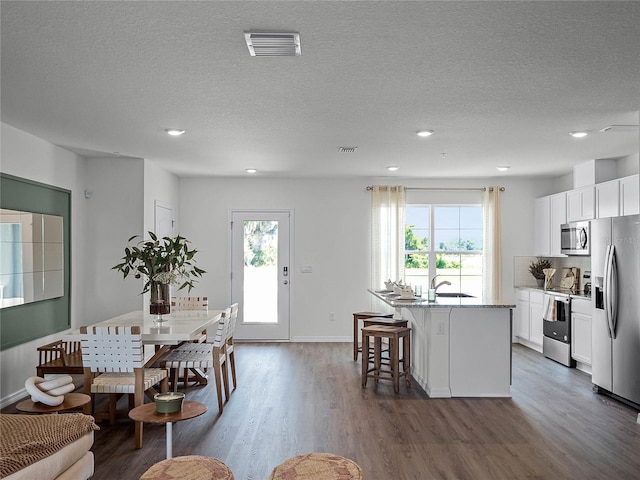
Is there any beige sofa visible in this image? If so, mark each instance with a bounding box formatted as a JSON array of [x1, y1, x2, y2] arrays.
[[0, 413, 98, 480]]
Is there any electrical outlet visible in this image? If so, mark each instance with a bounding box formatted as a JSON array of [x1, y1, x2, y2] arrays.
[[436, 321, 445, 334], [329, 312, 336, 321]]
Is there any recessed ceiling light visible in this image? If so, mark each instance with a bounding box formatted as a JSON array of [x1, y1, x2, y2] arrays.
[[165, 128, 186, 136], [569, 131, 588, 138], [246, 168, 257, 174], [387, 166, 399, 171], [496, 166, 510, 171], [416, 130, 434, 137]]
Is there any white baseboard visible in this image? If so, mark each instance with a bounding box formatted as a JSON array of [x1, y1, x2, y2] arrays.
[[1, 387, 26, 410]]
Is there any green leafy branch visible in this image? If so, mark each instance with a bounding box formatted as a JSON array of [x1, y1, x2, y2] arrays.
[[112, 231, 206, 294]]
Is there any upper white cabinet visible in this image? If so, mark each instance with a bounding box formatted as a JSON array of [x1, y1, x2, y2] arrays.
[[596, 174, 639, 219], [534, 193, 566, 256], [620, 174, 639, 216], [567, 186, 595, 222], [596, 179, 620, 218], [549, 193, 566, 256]]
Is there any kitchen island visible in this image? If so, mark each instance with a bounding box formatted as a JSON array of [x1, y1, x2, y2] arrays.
[[369, 289, 515, 398]]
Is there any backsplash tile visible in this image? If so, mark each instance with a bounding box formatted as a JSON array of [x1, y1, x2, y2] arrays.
[[513, 255, 591, 290]]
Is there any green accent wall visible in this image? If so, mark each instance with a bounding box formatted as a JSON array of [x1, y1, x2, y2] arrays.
[[0, 173, 71, 350]]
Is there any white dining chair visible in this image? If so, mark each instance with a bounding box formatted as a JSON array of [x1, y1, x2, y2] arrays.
[[80, 325, 169, 449], [161, 306, 232, 413]]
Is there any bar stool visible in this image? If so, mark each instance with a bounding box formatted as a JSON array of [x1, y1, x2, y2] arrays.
[[361, 324, 411, 393], [352, 311, 393, 360]]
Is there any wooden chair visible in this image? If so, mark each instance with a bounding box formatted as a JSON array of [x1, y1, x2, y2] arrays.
[[80, 325, 169, 448], [352, 311, 393, 360], [170, 295, 210, 382], [161, 307, 232, 413], [361, 324, 411, 393], [36, 339, 84, 377], [225, 303, 239, 391]]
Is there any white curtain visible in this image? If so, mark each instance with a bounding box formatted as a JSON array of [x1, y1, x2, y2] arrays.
[[371, 185, 406, 291], [482, 186, 502, 301]]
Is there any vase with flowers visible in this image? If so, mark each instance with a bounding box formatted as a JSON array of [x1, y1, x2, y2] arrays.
[[112, 232, 206, 318], [528, 257, 552, 288]]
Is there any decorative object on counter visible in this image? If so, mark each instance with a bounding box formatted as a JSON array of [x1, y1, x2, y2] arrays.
[[427, 288, 437, 302], [113, 232, 206, 318], [560, 267, 579, 291], [24, 375, 75, 406], [543, 268, 556, 290], [528, 257, 553, 287], [398, 285, 415, 299], [414, 285, 422, 297]]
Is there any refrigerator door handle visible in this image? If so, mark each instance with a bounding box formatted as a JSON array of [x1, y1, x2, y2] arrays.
[[609, 245, 618, 339], [603, 245, 613, 339]]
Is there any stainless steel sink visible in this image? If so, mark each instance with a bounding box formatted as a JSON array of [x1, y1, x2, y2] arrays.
[[436, 292, 475, 298]]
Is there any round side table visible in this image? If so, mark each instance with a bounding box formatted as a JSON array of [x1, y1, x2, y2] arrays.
[[129, 400, 207, 459], [15, 393, 91, 414]]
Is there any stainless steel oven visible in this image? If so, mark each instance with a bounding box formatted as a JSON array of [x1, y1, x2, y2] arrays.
[[542, 293, 575, 367]]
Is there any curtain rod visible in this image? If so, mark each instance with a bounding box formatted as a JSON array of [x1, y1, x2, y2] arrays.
[[365, 186, 505, 192]]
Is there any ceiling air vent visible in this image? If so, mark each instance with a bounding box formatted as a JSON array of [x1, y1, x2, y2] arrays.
[[339, 147, 358, 153], [599, 125, 640, 132], [244, 32, 301, 57]]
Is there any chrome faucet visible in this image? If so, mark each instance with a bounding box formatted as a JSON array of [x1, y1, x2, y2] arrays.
[[430, 275, 451, 292]]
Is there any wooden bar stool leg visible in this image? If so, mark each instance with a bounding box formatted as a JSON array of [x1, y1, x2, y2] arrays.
[[404, 333, 411, 387], [361, 330, 370, 388], [373, 337, 382, 383], [353, 314, 359, 361], [390, 336, 400, 393]]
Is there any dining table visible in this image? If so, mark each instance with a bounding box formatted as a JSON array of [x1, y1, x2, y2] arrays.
[[68, 309, 223, 368]]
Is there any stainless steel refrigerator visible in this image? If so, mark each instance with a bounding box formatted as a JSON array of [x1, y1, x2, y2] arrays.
[[591, 214, 640, 407]]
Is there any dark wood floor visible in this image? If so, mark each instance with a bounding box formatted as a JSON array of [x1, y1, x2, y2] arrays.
[[5, 343, 640, 479]]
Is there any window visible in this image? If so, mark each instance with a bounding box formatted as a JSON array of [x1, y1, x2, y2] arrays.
[[405, 205, 483, 297]]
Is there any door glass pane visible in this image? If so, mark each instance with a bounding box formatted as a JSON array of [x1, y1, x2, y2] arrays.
[[243, 220, 278, 324]]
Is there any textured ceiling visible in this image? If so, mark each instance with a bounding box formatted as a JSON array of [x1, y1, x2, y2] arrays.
[[1, 1, 639, 179]]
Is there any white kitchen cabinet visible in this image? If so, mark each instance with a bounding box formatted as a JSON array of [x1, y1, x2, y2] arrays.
[[514, 289, 530, 340], [571, 298, 592, 365], [596, 179, 620, 219], [620, 174, 639, 216], [529, 290, 544, 347], [534, 193, 566, 256], [567, 186, 595, 222]]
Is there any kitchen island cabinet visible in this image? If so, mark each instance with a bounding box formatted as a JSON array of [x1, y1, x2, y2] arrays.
[[369, 290, 514, 398]]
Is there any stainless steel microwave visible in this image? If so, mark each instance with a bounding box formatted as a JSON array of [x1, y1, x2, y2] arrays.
[[560, 221, 590, 255]]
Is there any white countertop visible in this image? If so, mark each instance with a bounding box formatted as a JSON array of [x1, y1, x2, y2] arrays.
[[369, 289, 515, 308]]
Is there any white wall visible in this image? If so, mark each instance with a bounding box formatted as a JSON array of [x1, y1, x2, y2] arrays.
[[179, 175, 549, 341], [83, 157, 145, 324], [0, 124, 181, 406], [0, 122, 87, 405]]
